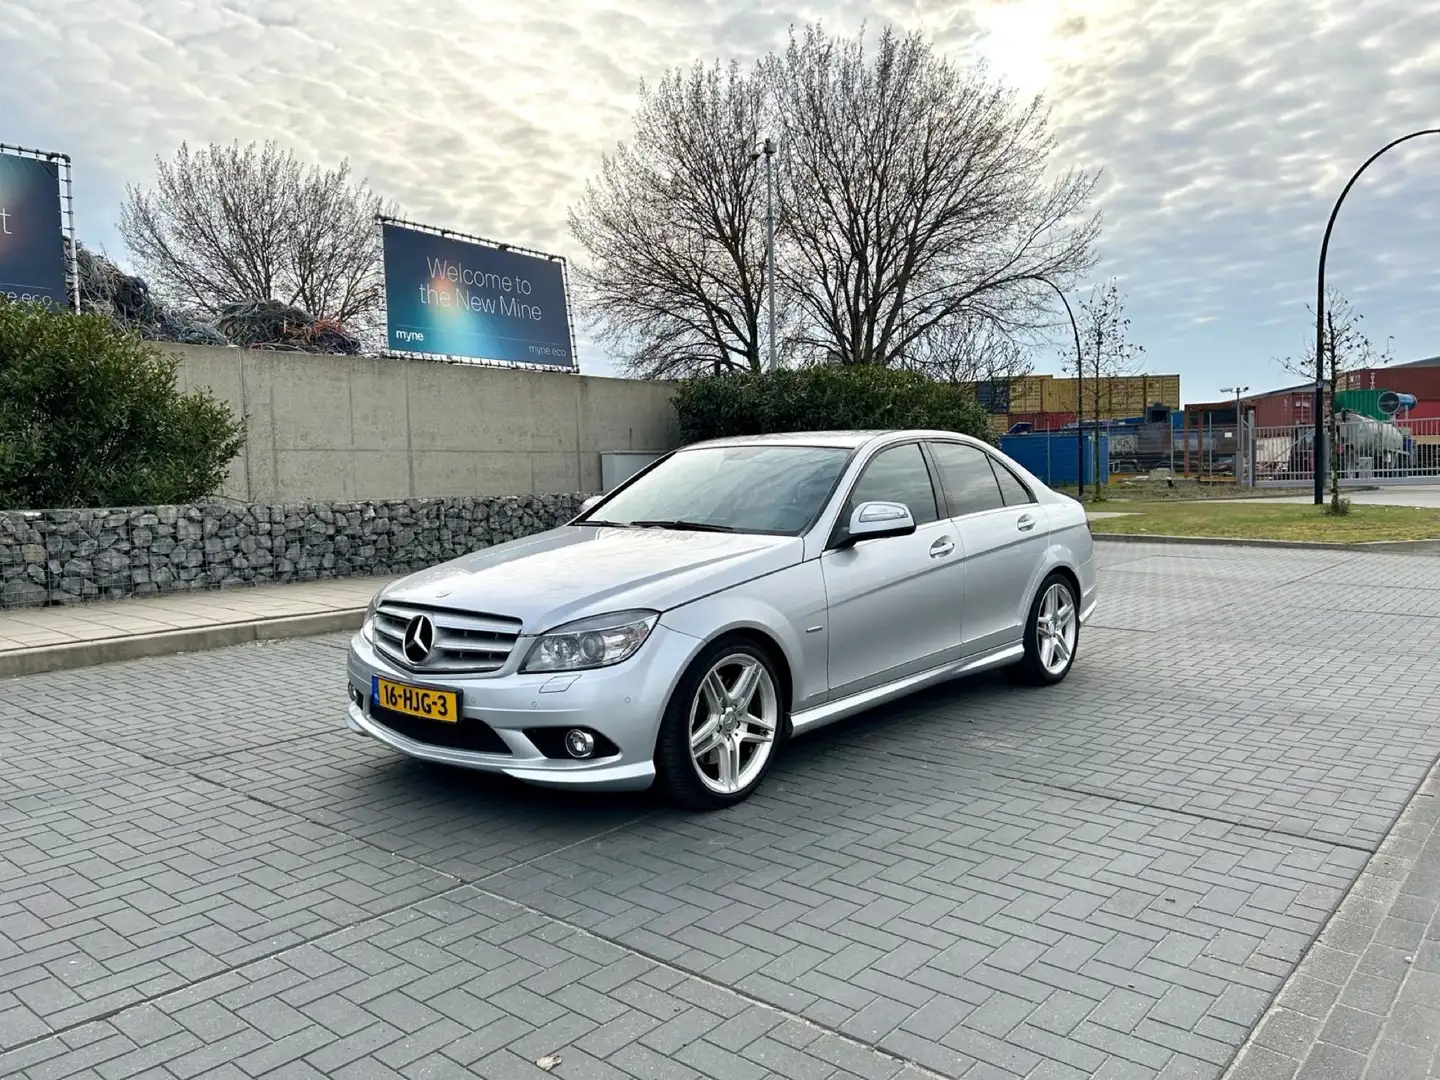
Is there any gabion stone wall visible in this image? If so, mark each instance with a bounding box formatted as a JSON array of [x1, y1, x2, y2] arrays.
[[0, 494, 589, 609]]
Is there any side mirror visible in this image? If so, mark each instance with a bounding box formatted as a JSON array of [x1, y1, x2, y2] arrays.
[[838, 501, 916, 547], [578, 494, 603, 515]]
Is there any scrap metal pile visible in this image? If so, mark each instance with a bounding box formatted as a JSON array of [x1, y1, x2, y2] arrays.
[[216, 299, 362, 354], [75, 243, 228, 346], [74, 244, 362, 354]]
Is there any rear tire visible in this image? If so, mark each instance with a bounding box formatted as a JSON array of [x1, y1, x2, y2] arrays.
[[654, 639, 785, 810], [1010, 572, 1080, 686]]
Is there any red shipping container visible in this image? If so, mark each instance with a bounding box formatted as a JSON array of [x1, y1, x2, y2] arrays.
[[1347, 363, 1440, 402], [1249, 390, 1312, 428], [1005, 411, 1044, 430]]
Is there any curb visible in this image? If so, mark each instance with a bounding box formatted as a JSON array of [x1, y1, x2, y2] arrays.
[[1219, 751, 1440, 1078], [0, 608, 365, 679], [1092, 532, 1440, 554]]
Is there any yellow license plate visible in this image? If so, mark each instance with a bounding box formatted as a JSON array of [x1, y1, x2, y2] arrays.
[[372, 676, 459, 723]]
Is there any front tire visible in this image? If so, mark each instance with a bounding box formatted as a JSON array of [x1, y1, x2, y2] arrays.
[[654, 639, 784, 810], [1011, 572, 1080, 686]]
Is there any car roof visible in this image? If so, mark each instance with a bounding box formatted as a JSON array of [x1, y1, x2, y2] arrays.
[[681, 429, 986, 451]]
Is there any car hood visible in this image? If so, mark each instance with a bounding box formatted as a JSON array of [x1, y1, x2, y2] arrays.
[[377, 525, 802, 632]]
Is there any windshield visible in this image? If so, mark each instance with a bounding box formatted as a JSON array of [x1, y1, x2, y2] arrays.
[[583, 444, 853, 535]]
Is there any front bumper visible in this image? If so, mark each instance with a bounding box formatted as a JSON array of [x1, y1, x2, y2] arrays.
[[343, 624, 700, 791]]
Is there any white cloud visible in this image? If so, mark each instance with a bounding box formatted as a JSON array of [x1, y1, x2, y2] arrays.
[[2, 0, 1438, 394]]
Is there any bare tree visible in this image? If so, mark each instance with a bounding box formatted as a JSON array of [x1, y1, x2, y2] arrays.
[[1278, 288, 1393, 513], [1073, 279, 1144, 485], [768, 23, 1099, 369], [119, 141, 393, 330], [568, 59, 776, 378], [893, 311, 1034, 385]]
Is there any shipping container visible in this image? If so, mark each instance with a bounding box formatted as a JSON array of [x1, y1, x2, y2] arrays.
[[1249, 390, 1313, 428], [1005, 411, 1043, 430], [975, 379, 1011, 414], [1058, 379, 1181, 421], [999, 431, 1108, 487], [1041, 377, 1081, 414], [987, 414, 1011, 435], [1333, 390, 1390, 420], [1340, 365, 1440, 401]]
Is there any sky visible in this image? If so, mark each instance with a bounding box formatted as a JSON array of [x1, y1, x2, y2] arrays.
[[2, 0, 1438, 404]]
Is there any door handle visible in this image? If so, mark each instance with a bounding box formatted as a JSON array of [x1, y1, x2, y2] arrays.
[[1017, 514, 1036, 532], [930, 537, 955, 558]]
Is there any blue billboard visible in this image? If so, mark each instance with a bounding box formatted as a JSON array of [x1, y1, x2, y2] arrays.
[[0, 151, 68, 309], [381, 221, 575, 368]]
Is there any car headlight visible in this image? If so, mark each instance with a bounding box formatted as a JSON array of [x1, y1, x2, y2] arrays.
[[361, 591, 381, 642], [521, 610, 659, 673]]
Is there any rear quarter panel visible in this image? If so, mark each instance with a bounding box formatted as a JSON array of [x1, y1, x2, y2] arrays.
[[1039, 494, 1097, 614]]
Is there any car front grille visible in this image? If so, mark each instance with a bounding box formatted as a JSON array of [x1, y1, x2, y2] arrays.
[[373, 602, 524, 674], [369, 700, 512, 755]]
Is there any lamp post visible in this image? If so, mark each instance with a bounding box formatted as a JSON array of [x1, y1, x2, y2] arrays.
[[1222, 386, 1249, 484], [749, 138, 779, 373], [1313, 128, 1440, 504], [1033, 277, 1086, 498], [764, 138, 777, 373]]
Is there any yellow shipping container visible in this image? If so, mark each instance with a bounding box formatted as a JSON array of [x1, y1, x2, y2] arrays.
[[1042, 377, 1081, 414], [1008, 377, 1042, 417], [988, 414, 1011, 434], [1071, 374, 1182, 417]]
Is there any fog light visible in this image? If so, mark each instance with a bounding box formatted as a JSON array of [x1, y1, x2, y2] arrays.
[[348, 684, 362, 705], [564, 729, 596, 759]]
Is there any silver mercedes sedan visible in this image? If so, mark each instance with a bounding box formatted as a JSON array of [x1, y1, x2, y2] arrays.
[[344, 429, 1097, 809]]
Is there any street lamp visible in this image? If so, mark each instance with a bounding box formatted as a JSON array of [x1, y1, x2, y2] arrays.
[[1313, 128, 1440, 504], [748, 138, 779, 373], [1031, 276, 1086, 498], [1222, 386, 1249, 484]]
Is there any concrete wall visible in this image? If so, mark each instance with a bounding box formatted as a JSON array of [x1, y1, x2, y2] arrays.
[[169, 345, 680, 502]]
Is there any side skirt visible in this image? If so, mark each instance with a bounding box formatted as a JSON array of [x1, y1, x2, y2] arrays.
[[790, 642, 1025, 738]]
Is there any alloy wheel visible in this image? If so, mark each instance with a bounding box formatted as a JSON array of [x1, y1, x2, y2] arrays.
[[687, 653, 779, 795], [1036, 582, 1077, 676]]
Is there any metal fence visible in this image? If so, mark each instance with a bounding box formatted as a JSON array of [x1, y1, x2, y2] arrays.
[[1253, 416, 1440, 486]]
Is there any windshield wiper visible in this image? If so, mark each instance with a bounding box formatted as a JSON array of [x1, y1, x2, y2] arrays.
[[582, 519, 634, 528], [629, 519, 739, 533]]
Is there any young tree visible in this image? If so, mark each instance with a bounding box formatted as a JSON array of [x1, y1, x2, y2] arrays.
[[1075, 280, 1145, 487], [568, 59, 775, 378], [768, 23, 1099, 368], [119, 141, 394, 332], [1278, 288, 1393, 514]]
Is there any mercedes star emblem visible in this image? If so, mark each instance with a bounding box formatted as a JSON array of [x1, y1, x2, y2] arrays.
[[401, 615, 436, 664]]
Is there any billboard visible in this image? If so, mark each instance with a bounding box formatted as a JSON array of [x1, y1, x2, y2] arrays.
[[0, 150, 69, 309], [381, 220, 575, 368]]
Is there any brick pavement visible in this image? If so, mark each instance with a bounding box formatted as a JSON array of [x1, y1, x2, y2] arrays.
[[1224, 756, 1440, 1079], [1, 541, 1438, 1079]]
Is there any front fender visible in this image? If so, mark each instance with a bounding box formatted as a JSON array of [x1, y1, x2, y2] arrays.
[[657, 560, 828, 713]]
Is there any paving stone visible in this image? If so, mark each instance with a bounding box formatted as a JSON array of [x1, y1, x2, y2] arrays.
[[6, 543, 1440, 1080]]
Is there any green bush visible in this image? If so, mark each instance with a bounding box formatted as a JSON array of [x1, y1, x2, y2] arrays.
[[672, 365, 993, 445], [0, 301, 246, 510]]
